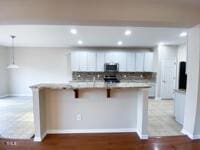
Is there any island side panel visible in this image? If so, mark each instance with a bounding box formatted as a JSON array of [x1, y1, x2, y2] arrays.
[[137, 88, 149, 139], [44, 88, 138, 133], [32, 88, 47, 141]]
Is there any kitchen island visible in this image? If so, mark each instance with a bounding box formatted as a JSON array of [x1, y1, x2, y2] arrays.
[[31, 82, 150, 142]]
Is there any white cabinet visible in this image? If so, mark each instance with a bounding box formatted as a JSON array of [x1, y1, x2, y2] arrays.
[[105, 51, 116, 63], [118, 51, 127, 71], [144, 52, 153, 72], [96, 51, 105, 72], [126, 52, 136, 72], [71, 51, 80, 71], [174, 91, 186, 125], [79, 51, 88, 71], [135, 52, 144, 72], [71, 51, 96, 71], [87, 51, 96, 71], [71, 50, 154, 72]]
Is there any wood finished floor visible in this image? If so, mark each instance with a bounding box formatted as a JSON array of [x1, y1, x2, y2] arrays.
[[1, 133, 200, 150]]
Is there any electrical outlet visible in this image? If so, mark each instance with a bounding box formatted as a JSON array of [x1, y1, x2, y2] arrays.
[[76, 113, 82, 121]]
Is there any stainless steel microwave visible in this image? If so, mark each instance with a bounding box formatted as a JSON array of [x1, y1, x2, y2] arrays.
[[104, 63, 119, 72]]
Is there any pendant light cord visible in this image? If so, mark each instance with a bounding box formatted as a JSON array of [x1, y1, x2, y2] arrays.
[[11, 35, 16, 64]]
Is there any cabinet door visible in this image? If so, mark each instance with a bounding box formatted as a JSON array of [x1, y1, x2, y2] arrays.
[[118, 51, 127, 71], [79, 51, 88, 71], [126, 52, 136, 72], [144, 52, 153, 72], [135, 52, 144, 72], [105, 51, 116, 63], [71, 52, 80, 71], [96, 51, 105, 71], [87, 51, 96, 71]]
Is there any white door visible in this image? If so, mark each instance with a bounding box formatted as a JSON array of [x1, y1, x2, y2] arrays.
[[160, 59, 177, 99]]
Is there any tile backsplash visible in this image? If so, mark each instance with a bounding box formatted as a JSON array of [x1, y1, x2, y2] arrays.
[[72, 72, 156, 82]]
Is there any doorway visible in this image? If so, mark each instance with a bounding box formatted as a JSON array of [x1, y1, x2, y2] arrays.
[[148, 46, 185, 137]]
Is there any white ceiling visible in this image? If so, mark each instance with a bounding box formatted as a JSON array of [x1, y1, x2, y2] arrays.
[[0, 25, 187, 48]]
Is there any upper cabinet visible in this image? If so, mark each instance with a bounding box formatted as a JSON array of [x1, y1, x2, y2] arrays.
[[71, 51, 80, 71], [96, 51, 105, 72], [118, 51, 127, 72], [126, 52, 136, 72], [71, 50, 154, 72], [144, 52, 154, 72], [79, 51, 88, 71], [135, 52, 144, 72], [105, 51, 119, 63], [71, 50, 97, 72], [87, 51, 96, 71]]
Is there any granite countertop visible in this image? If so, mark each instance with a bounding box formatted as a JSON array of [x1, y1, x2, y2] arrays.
[[30, 81, 151, 90]]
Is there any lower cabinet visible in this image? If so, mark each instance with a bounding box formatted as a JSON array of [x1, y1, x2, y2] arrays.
[[174, 90, 186, 125]]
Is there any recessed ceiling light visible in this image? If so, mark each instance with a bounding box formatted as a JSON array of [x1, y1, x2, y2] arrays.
[[179, 32, 187, 37], [125, 30, 132, 36], [78, 40, 83, 45], [117, 41, 123, 46], [70, 28, 78, 35]]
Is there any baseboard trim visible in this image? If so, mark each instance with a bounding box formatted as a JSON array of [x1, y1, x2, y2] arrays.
[[33, 128, 148, 142], [47, 128, 137, 134], [8, 94, 32, 97], [34, 132, 47, 142], [136, 130, 149, 140], [181, 128, 200, 140]]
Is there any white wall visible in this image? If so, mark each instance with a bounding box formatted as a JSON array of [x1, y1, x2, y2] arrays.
[[44, 89, 138, 131], [8, 47, 72, 96], [155, 45, 178, 98], [183, 25, 200, 138], [176, 44, 187, 89], [0, 46, 9, 97]]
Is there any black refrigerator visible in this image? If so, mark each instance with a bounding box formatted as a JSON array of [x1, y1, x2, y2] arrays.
[[178, 61, 187, 90]]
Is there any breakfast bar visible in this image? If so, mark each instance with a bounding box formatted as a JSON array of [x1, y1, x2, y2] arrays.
[[31, 82, 150, 142]]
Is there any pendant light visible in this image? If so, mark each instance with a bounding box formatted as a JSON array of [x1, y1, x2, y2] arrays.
[[7, 35, 19, 69]]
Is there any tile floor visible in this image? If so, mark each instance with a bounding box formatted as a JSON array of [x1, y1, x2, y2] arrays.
[[148, 99, 183, 136], [0, 96, 34, 139]]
